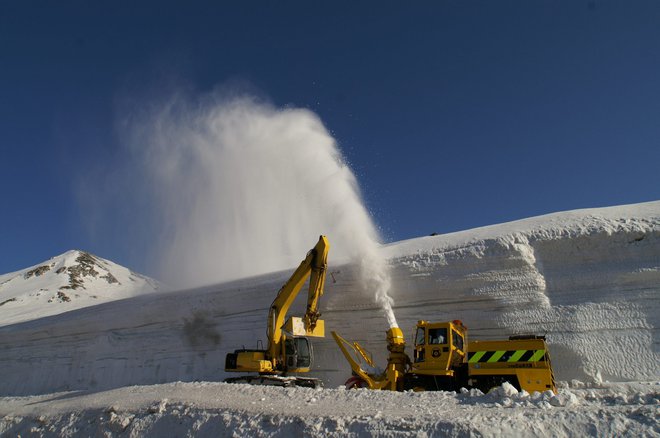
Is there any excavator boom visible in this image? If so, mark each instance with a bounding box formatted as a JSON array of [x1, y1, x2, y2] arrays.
[[225, 235, 330, 387], [267, 235, 329, 357]]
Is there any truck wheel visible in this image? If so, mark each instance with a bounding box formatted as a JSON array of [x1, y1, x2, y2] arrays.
[[345, 376, 367, 389]]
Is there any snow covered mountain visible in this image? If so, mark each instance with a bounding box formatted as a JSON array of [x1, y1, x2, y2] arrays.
[[0, 250, 161, 326], [0, 202, 658, 398]]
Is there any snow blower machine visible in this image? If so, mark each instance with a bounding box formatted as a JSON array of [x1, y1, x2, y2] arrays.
[[333, 320, 556, 393]]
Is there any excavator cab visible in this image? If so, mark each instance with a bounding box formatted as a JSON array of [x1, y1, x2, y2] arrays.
[[284, 336, 312, 371]]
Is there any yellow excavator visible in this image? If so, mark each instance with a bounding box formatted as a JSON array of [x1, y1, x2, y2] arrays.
[[224, 235, 329, 388], [333, 320, 556, 394]]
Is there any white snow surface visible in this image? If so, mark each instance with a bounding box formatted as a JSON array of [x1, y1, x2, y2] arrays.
[[1, 201, 659, 436], [0, 250, 160, 326], [1, 381, 658, 437]]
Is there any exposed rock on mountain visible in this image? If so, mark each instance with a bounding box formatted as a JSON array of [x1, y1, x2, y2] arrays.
[[0, 250, 161, 326]]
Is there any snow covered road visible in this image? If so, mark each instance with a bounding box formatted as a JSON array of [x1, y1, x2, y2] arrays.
[[1, 381, 658, 437]]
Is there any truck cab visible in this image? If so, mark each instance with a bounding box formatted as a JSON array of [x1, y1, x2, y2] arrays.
[[411, 320, 467, 376]]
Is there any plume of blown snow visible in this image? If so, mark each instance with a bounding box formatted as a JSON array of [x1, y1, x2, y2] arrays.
[[89, 89, 397, 326], [358, 248, 398, 328]]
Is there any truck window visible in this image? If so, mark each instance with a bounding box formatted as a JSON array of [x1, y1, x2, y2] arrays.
[[452, 330, 464, 351], [428, 328, 447, 344], [415, 327, 425, 346]]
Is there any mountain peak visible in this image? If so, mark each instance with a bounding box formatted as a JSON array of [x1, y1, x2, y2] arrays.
[[0, 250, 161, 326]]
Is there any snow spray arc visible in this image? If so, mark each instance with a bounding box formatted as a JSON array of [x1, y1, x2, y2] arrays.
[[121, 93, 398, 327]]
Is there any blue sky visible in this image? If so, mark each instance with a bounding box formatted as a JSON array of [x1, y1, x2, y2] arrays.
[[1, 1, 659, 276]]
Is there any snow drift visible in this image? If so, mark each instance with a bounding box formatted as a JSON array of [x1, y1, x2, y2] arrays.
[[0, 201, 658, 397], [2, 381, 658, 437]]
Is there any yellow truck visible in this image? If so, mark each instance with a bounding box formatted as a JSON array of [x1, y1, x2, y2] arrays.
[[333, 320, 556, 393]]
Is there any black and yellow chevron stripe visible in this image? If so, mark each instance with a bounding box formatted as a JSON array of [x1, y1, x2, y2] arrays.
[[467, 349, 546, 363]]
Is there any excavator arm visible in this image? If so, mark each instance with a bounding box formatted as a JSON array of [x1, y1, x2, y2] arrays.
[[302, 239, 328, 331], [331, 331, 383, 389], [332, 327, 409, 391], [225, 235, 330, 385], [267, 235, 329, 363]]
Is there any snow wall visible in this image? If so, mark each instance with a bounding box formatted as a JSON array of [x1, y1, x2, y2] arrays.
[[1, 202, 658, 396]]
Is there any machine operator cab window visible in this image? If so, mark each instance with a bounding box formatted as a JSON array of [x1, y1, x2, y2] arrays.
[[415, 327, 448, 346], [428, 328, 447, 345], [284, 336, 312, 370], [452, 329, 464, 352], [415, 327, 425, 346], [414, 327, 425, 362]]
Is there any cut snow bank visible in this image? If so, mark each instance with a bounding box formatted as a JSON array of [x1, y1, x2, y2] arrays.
[[0, 201, 658, 396], [380, 201, 660, 384]]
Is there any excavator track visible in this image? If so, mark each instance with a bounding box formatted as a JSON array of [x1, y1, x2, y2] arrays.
[[224, 375, 322, 389]]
